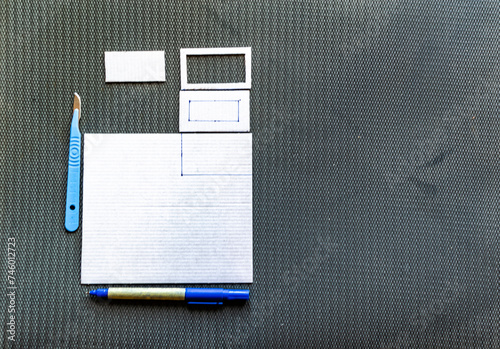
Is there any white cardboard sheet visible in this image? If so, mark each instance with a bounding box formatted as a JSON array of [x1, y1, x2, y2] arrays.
[[81, 133, 252, 284], [105, 51, 166, 82], [179, 90, 250, 132]]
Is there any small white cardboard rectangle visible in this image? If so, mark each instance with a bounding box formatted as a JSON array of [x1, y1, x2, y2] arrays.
[[179, 90, 250, 132], [180, 47, 251, 90], [105, 51, 166, 82]]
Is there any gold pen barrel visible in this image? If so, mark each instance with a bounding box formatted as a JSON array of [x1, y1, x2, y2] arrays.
[[107, 288, 186, 300]]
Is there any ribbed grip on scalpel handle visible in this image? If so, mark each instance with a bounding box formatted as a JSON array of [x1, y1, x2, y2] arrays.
[[65, 110, 81, 232]]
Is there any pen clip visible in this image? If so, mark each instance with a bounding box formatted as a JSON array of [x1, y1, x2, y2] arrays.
[[187, 301, 223, 305]]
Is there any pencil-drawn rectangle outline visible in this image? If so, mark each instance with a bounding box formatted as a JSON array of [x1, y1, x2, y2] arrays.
[[180, 134, 252, 176], [179, 90, 250, 132], [180, 47, 251, 90], [188, 100, 240, 122]]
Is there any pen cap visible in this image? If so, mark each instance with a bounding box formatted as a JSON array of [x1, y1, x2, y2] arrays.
[[185, 288, 224, 302], [184, 288, 250, 303], [223, 289, 249, 301]]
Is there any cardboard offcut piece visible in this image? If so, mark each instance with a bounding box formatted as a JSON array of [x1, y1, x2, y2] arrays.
[[105, 51, 166, 82]]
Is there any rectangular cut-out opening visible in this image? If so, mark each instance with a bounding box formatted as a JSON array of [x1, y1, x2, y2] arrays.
[[187, 54, 246, 84], [180, 47, 251, 90]]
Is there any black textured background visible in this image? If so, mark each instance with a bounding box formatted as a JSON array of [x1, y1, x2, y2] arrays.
[[1, 1, 499, 348]]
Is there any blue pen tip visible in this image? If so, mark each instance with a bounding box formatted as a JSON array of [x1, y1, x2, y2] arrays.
[[88, 288, 108, 298]]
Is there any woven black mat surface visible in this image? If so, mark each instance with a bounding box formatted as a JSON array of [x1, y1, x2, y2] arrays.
[[1, 1, 499, 348]]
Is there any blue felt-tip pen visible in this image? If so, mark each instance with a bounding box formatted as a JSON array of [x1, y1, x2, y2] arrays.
[[89, 287, 249, 305]]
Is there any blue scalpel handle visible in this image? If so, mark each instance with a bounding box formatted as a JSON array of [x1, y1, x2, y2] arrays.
[[65, 108, 81, 232]]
